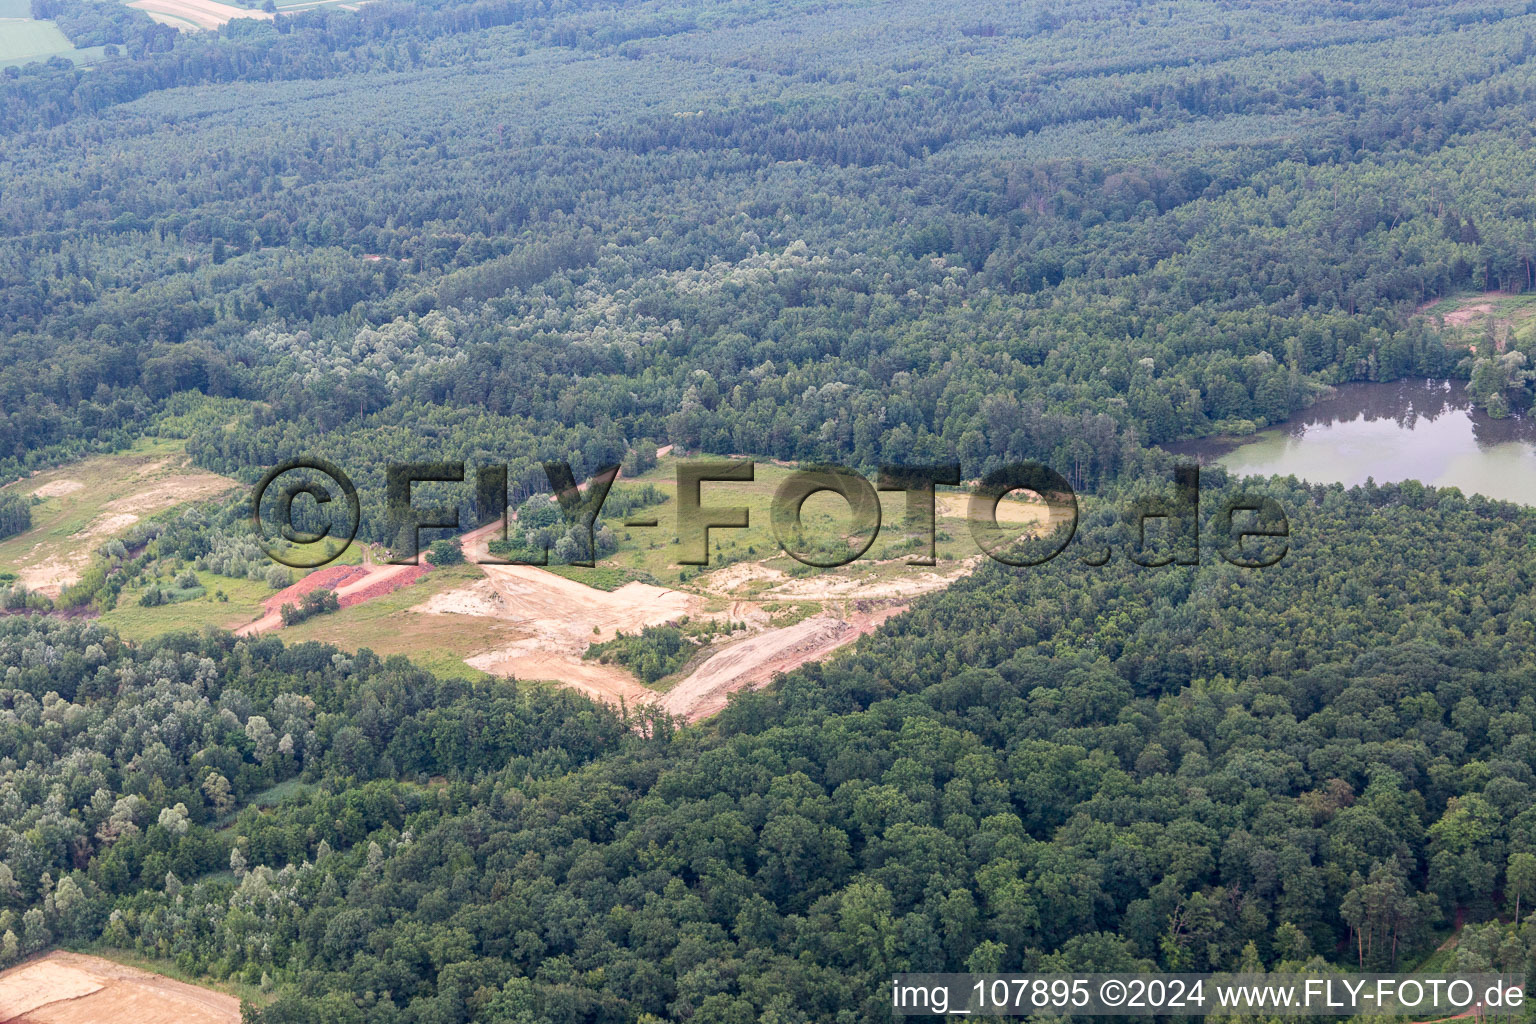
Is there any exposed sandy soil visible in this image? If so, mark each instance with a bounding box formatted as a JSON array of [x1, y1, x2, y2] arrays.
[[427, 559, 701, 706], [935, 492, 1050, 524], [698, 560, 790, 596], [3, 454, 237, 597], [105, 475, 232, 515], [28, 480, 81, 499], [391, 481, 1056, 721], [419, 511, 1006, 719], [0, 951, 238, 1024], [127, 0, 272, 29], [661, 606, 905, 721], [1442, 302, 1494, 327], [756, 556, 982, 602]]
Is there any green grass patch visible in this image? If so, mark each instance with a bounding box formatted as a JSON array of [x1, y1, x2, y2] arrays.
[[245, 778, 314, 809], [539, 564, 637, 590], [101, 570, 271, 638], [274, 562, 506, 681]]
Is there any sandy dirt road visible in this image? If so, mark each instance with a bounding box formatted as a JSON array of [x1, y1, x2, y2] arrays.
[[659, 606, 905, 721]]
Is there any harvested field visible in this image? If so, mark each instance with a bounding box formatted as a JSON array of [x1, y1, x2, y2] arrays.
[[0, 951, 238, 1024], [127, 0, 272, 30]]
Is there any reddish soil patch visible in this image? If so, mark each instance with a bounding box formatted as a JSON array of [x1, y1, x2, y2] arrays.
[[261, 564, 369, 615], [237, 559, 432, 636], [339, 563, 430, 607]]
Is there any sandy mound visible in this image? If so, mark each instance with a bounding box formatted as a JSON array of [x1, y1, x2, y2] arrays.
[[77, 512, 140, 541], [416, 564, 700, 701], [28, 480, 82, 499], [0, 951, 238, 1024], [699, 560, 789, 596], [415, 578, 509, 617]]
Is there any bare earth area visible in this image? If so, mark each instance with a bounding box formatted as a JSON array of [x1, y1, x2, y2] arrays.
[[1441, 301, 1494, 327], [661, 607, 905, 721], [0, 951, 238, 1024], [419, 523, 959, 721], [1, 450, 237, 597]]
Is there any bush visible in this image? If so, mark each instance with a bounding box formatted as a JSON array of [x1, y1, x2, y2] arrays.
[[280, 588, 339, 626], [426, 538, 464, 565]]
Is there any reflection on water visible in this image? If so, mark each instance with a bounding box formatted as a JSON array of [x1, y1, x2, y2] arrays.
[[1164, 379, 1536, 505]]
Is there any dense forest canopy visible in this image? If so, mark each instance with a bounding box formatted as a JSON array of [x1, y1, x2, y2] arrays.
[[6, 0, 1536, 1021], [6, 480, 1536, 1022], [4, 0, 1536, 500]]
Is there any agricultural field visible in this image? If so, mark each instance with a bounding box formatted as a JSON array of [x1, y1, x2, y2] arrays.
[[0, 440, 238, 597], [0, 0, 98, 66], [126, 0, 271, 31]]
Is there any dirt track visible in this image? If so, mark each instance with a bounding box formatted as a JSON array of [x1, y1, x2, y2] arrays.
[[0, 951, 239, 1024], [660, 607, 904, 721]]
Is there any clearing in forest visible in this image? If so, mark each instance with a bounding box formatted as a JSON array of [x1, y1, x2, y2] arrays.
[[403, 456, 1069, 720], [1421, 291, 1536, 353], [0, 951, 240, 1024], [0, 441, 239, 597]]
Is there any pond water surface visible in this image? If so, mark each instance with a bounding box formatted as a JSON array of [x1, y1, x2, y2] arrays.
[[1164, 379, 1536, 505]]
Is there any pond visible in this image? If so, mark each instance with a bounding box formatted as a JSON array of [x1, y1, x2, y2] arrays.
[[1164, 379, 1536, 505]]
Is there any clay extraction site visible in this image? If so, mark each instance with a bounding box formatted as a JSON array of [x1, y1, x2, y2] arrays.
[[0, 952, 240, 1024], [400, 464, 1065, 721]]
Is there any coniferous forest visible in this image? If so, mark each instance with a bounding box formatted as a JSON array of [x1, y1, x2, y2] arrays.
[[6, 0, 1536, 1021]]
